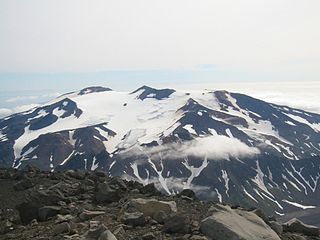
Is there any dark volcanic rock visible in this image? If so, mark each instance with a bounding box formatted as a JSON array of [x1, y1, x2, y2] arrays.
[[163, 213, 191, 234], [131, 85, 175, 100], [283, 218, 320, 237], [79, 86, 112, 95], [94, 182, 122, 203], [1, 168, 319, 240], [139, 183, 161, 196], [122, 212, 145, 227], [52, 222, 70, 236], [13, 178, 34, 191], [178, 189, 197, 200], [38, 206, 61, 221]]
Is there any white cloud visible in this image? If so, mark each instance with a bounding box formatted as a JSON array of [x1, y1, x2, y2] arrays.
[[5, 95, 39, 103], [0, 104, 39, 119], [0, 108, 13, 118], [124, 135, 259, 161], [14, 104, 39, 113], [167, 81, 320, 114]]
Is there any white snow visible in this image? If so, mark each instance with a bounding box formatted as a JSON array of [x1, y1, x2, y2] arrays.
[[252, 160, 274, 198], [289, 162, 320, 193], [221, 170, 230, 196], [275, 211, 285, 216], [0, 130, 8, 142], [53, 107, 66, 118], [84, 158, 87, 170], [91, 157, 99, 171], [27, 109, 48, 122], [182, 155, 209, 189], [208, 128, 218, 136], [49, 153, 54, 172], [60, 150, 75, 166], [215, 188, 222, 203], [260, 192, 283, 210], [183, 124, 197, 135], [243, 187, 258, 202], [253, 188, 264, 199], [225, 128, 233, 138], [265, 140, 282, 153], [117, 129, 146, 149], [248, 111, 261, 118], [285, 121, 296, 126], [282, 200, 316, 209], [284, 113, 320, 132], [109, 160, 116, 170], [130, 162, 148, 185], [23, 145, 37, 156], [282, 174, 301, 192]]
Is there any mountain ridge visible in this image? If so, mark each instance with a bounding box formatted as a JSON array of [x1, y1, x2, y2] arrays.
[[0, 85, 319, 217]]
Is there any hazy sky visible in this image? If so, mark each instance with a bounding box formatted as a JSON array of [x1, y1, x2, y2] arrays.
[[1, 0, 320, 75], [0, 0, 320, 117]]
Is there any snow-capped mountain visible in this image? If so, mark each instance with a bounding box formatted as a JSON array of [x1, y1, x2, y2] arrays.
[[0, 85, 320, 216]]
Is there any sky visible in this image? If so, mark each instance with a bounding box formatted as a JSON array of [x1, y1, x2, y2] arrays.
[[0, 0, 320, 117]]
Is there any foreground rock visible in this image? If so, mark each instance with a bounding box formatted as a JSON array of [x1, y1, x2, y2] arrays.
[[127, 198, 177, 223], [0, 168, 319, 240], [200, 204, 281, 240], [283, 218, 320, 237]]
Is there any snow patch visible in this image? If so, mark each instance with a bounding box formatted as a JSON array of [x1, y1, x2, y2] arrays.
[[282, 200, 316, 209]]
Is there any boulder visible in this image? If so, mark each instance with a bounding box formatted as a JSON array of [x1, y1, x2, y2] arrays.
[[122, 212, 145, 227], [82, 223, 117, 240], [142, 233, 156, 240], [66, 170, 86, 180], [163, 214, 191, 234], [178, 189, 197, 200], [55, 214, 74, 223], [269, 221, 283, 235], [13, 178, 34, 191], [16, 189, 64, 224], [139, 183, 161, 196], [128, 198, 177, 223], [99, 229, 118, 240], [38, 206, 61, 221], [16, 202, 40, 224], [94, 182, 122, 203], [79, 210, 105, 221], [283, 218, 320, 237], [113, 225, 127, 239], [53, 222, 70, 236], [251, 208, 268, 223], [109, 177, 127, 191], [0, 219, 13, 234], [200, 204, 281, 240], [189, 236, 208, 240], [281, 233, 307, 240]]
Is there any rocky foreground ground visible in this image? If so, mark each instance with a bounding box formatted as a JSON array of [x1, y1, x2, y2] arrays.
[[0, 167, 319, 240]]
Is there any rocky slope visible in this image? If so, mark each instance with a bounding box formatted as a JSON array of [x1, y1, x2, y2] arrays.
[[0, 167, 319, 240]]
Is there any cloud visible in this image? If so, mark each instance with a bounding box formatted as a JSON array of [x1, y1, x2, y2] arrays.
[[14, 104, 39, 113], [5, 95, 39, 103], [168, 81, 320, 114], [123, 135, 259, 161], [0, 104, 39, 119], [0, 108, 13, 118]]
